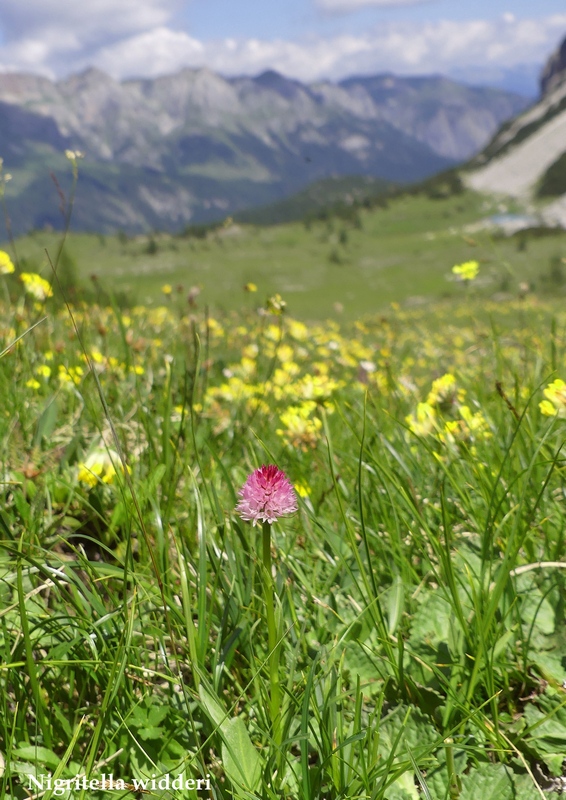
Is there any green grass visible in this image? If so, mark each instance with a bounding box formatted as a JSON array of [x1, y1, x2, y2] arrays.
[[0, 273, 565, 798], [4, 188, 566, 321], [1, 179, 566, 799]]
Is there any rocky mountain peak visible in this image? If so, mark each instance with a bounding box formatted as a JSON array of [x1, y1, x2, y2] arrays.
[[0, 65, 530, 233], [254, 70, 306, 99], [540, 35, 566, 97]]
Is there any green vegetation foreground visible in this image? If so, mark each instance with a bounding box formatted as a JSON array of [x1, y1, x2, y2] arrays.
[[0, 265, 565, 798]]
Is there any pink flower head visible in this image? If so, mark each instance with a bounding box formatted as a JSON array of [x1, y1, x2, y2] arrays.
[[236, 464, 298, 525]]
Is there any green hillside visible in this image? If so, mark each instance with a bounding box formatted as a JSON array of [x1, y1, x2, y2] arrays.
[[233, 175, 398, 225], [3, 185, 565, 321]]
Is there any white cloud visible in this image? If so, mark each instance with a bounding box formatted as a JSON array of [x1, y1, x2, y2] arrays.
[[316, 0, 434, 12], [0, 0, 181, 76], [93, 28, 206, 79], [0, 9, 565, 87], [0, 0, 178, 39], [93, 15, 566, 83]]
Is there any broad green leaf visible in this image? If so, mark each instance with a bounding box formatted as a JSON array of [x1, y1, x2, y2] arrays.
[[459, 763, 514, 800], [198, 685, 226, 729], [516, 575, 556, 635], [221, 717, 262, 793], [530, 649, 566, 684], [408, 591, 453, 652], [512, 771, 561, 800], [524, 698, 566, 775], [137, 726, 164, 741], [384, 769, 419, 800], [379, 705, 439, 756], [12, 746, 60, 769], [199, 685, 262, 793], [343, 639, 387, 685]]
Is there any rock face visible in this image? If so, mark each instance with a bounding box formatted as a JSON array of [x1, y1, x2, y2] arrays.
[[465, 35, 566, 227], [0, 66, 529, 233], [540, 36, 566, 97]]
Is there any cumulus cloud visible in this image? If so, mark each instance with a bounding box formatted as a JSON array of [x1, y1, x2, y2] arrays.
[[0, 8, 565, 86], [0, 0, 181, 76], [92, 14, 566, 83]]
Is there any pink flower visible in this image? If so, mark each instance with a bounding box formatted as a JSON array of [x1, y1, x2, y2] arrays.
[[236, 464, 298, 525]]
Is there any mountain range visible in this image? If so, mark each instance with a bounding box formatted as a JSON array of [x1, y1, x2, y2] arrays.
[[0, 67, 529, 234]]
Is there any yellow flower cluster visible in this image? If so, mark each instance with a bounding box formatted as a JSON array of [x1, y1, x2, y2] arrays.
[[277, 401, 322, 450], [0, 251, 15, 275], [9, 279, 565, 494], [452, 260, 479, 281], [202, 320, 350, 446], [20, 272, 53, 301], [406, 372, 491, 448], [539, 379, 566, 418], [58, 364, 84, 386], [77, 446, 129, 488]]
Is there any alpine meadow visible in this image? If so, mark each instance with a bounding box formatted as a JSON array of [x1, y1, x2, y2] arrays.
[[1, 30, 566, 800]]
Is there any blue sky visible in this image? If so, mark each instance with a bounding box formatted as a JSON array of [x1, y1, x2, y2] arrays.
[[182, 0, 566, 41], [0, 0, 565, 95]]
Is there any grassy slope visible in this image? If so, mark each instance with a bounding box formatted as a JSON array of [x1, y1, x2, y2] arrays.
[[1, 184, 566, 798], [233, 175, 398, 225], [5, 188, 566, 320], [1, 291, 565, 799]]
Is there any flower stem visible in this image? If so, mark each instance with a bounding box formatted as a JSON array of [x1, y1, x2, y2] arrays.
[[262, 520, 282, 747], [445, 737, 461, 799]]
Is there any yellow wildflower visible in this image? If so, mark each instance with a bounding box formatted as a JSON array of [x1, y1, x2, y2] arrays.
[[460, 405, 492, 440], [294, 373, 343, 401], [540, 379, 566, 417], [244, 282, 257, 292], [58, 365, 84, 385], [242, 344, 259, 359], [265, 324, 282, 342], [266, 293, 286, 314], [288, 320, 308, 341], [90, 349, 105, 364], [452, 260, 479, 281], [406, 402, 436, 436], [539, 400, 557, 417], [294, 480, 311, 498], [427, 373, 459, 413], [246, 397, 270, 415], [277, 402, 322, 450], [20, 272, 53, 301], [277, 344, 295, 363], [77, 446, 128, 488], [207, 318, 224, 337], [0, 251, 15, 275], [239, 357, 256, 377]]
